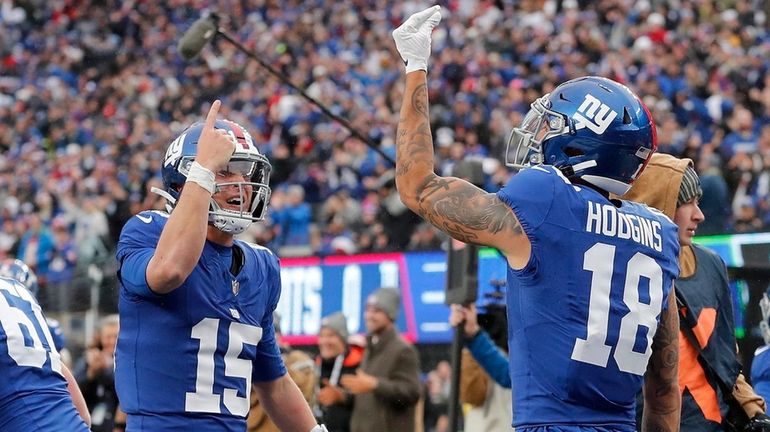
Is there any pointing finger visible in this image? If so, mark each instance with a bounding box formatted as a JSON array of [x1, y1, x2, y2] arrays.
[[204, 100, 221, 130]]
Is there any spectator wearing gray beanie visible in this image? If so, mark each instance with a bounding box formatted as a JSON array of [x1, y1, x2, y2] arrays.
[[365, 287, 401, 322], [320, 312, 350, 342], [316, 311, 359, 432], [341, 287, 421, 432], [677, 164, 703, 208]]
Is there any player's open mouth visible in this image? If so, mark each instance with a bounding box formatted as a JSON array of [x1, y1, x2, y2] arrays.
[[224, 197, 243, 210]]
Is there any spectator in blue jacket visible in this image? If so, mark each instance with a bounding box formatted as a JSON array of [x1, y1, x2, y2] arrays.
[[449, 303, 511, 432], [449, 303, 509, 388]]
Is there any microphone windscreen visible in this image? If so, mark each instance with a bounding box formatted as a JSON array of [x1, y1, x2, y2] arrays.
[[178, 17, 217, 60]]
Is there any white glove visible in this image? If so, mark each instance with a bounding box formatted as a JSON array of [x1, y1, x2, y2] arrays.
[[392, 5, 442, 74]]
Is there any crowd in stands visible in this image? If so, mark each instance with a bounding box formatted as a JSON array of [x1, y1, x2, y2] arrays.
[[3, 1, 770, 430], [1, 0, 770, 305]]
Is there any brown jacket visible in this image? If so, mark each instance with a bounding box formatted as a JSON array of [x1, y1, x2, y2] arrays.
[[624, 153, 766, 419], [247, 349, 317, 432], [349, 327, 421, 432], [459, 349, 488, 407]]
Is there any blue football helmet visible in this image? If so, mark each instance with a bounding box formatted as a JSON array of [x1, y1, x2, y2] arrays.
[[0, 258, 39, 298], [506, 76, 657, 196], [155, 119, 272, 234]]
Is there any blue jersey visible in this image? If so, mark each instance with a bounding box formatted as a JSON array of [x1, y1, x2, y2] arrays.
[[752, 345, 770, 413], [0, 278, 89, 432], [115, 211, 286, 431], [497, 166, 680, 430], [46, 317, 66, 352]]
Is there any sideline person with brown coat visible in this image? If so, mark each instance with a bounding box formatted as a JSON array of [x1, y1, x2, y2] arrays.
[[341, 287, 421, 432]]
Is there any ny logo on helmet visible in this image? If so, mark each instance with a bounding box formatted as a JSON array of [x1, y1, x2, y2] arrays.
[[164, 132, 187, 167], [573, 94, 618, 135]]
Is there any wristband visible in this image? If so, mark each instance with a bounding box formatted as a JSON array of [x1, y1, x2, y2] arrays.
[[186, 161, 216, 195], [310, 425, 329, 432]]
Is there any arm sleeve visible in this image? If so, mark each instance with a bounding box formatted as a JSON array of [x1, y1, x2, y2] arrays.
[[118, 248, 158, 299], [465, 330, 511, 388], [372, 344, 422, 408], [496, 165, 558, 233], [115, 215, 164, 299]]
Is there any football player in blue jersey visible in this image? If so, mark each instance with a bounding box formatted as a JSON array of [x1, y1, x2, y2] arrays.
[[393, 6, 681, 432], [0, 259, 91, 431], [114, 100, 324, 431], [0, 258, 70, 362]]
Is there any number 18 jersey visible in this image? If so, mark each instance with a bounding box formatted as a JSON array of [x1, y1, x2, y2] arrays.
[[497, 166, 680, 430]]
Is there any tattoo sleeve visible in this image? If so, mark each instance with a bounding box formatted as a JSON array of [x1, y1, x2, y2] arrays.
[[412, 173, 522, 245], [394, 73, 524, 249], [641, 288, 681, 432]]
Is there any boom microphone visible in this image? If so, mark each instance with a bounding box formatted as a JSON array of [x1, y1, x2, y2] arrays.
[[178, 15, 218, 60], [178, 13, 396, 166]]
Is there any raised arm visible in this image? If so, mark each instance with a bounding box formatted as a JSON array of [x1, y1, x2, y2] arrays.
[[392, 8, 528, 266], [641, 288, 681, 432], [146, 100, 235, 293]]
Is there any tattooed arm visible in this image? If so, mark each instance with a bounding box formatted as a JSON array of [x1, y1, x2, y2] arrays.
[[395, 71, 530, 267], [642, 287, 681, 432]]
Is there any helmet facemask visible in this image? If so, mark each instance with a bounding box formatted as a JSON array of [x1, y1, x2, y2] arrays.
[[505, 95, 572, 170], [504, 77, 657, 197], [209, 156, 272, 234], [153, 155, 272, 235]]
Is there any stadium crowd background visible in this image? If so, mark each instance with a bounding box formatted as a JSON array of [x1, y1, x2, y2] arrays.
[[1, 0, 770, 359]]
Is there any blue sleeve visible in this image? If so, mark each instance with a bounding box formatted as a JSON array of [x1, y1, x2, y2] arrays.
[[116, 213, 165, 299], [466, 331, 511, 388], [496, 165, 558, 233], [252, 252, 287, 382], [119, 249, 158, 298], [45, 318, 66, 351]]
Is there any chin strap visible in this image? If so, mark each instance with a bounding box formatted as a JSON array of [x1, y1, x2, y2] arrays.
[[557, 164, 575, 178], [150, 186, 177, 214], [151, 186, 253, 234]]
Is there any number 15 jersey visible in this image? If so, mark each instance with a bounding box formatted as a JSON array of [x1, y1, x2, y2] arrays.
[[115, 211, 286, 431], [497, 166, 680, 430]]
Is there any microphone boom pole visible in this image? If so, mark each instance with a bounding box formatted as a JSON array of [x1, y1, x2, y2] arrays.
[[186, 19, 396, 166]]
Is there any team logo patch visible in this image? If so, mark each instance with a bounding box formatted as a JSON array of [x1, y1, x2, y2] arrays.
[[231, 279, 240, 296], [573, 94, 617, 135], [164, 132, 187, 167]]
